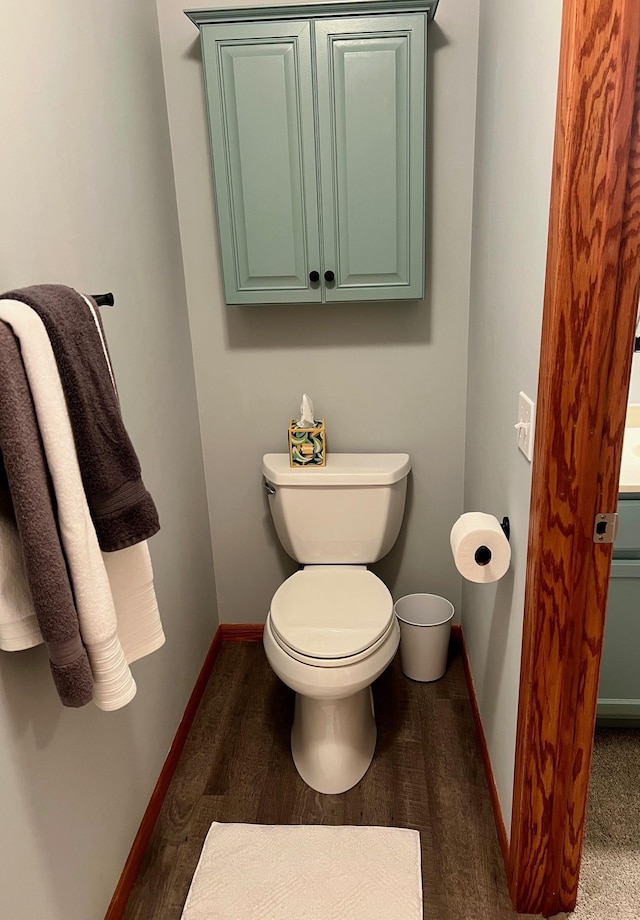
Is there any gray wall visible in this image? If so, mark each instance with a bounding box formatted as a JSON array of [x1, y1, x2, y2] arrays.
[[0, 2, 217, 918], [463, 0, 562, 834], [156, 0, 480, 624]]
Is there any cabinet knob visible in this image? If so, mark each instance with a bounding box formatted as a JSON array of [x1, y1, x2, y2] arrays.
[[309, 270, 320, 283], [324, 270, 335, 283]]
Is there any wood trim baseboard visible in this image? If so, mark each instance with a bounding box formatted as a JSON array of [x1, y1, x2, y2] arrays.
[[453, 624, 510, 869], [104, 626, 224, 920], [220, 623, 264, 642]]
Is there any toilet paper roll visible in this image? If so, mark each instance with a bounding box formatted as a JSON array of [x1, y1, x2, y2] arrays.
[[450, 512, 511, 584]]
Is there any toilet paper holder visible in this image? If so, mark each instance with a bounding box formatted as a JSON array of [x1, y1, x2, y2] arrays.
[[474, 516, 510, 567]]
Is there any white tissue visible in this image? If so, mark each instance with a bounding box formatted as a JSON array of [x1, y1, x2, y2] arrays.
[[298, 394, 315, 428], [450, 512, 511, 584]]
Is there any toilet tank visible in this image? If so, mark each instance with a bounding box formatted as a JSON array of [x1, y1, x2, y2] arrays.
[[262, 453, 411, 564]]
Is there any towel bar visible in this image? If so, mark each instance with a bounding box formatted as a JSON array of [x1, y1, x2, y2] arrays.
[[92, 293, 114, 307]]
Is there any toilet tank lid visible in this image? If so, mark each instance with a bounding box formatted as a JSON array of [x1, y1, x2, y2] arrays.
[[262, 453, 411, 486]]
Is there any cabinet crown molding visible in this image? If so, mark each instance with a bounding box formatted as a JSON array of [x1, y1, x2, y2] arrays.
[[185, 0, 439, 27]]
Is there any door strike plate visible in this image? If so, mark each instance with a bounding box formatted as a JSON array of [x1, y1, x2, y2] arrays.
[[593, 512, 618, 544]]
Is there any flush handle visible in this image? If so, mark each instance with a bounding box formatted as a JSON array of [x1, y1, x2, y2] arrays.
[[263, 478, 276, 496]]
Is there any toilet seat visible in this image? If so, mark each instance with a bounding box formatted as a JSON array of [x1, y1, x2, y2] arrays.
[[270, 567, 394, 667]]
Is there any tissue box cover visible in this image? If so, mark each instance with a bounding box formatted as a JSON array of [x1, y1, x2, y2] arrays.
[[288, 419, 326, 467]]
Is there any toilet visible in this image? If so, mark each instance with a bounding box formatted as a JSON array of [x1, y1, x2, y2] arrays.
[[262, 452, 411, 794]]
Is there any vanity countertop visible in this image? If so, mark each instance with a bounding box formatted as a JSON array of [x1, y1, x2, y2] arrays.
[[620, 405, 640, 494]]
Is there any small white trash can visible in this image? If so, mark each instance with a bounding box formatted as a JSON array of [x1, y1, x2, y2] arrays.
[[394, 594, 455, 682]]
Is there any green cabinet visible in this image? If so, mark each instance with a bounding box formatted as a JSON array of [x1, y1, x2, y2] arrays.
[[597, 498, 640, 722], [188, 2, 435, 305]]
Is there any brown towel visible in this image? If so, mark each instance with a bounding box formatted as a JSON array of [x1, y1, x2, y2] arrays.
[[3, 284, 160, 552], [0, 323, 93, 707]]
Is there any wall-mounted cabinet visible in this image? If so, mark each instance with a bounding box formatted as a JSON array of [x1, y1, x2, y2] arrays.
[[187, 1, 438, 305]]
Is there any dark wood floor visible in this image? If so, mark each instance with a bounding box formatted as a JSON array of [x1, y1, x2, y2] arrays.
[[123, 641, 540, 920]]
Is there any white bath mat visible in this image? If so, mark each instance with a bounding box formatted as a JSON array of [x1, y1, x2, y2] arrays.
[[181, 822, 423, 920]]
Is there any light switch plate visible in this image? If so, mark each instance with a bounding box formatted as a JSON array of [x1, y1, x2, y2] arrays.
[[516, 391, 535, 462]]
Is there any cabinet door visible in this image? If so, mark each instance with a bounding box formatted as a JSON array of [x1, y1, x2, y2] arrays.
[[597, 559, 640, 721], [314, 15, 426, 302], [201, 22, 322, 304]]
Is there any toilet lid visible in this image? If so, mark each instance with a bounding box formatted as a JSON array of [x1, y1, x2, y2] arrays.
[[270, 568, 394, 660]]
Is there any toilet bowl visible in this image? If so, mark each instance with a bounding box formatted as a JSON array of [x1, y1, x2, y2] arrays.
[[264, 567, 400, 794], [262, 453, 411, 794]]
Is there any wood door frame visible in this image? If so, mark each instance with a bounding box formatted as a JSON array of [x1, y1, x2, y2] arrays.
[[508, 0, 640, 913]]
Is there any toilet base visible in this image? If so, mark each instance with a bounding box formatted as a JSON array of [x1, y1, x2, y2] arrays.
[[291, 687, 377, 794]]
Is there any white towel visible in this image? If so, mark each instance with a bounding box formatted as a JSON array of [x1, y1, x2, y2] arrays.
[[102, 542, 165, 664], [0, 512, 165, 666], [0, 501, 40, 651], [0, 299, 135, 710]]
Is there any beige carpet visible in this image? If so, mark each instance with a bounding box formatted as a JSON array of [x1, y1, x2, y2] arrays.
[[180, 823, 422, 920], [573, 729, 640, 918]]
